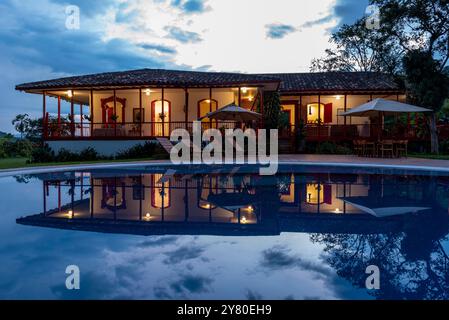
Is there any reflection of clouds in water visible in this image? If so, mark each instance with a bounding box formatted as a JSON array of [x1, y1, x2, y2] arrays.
[[163, 244, 206, 264], [245, 289, 263, 300], [170, 274, 213, 294], [260, 245, 333, 278], [137, 236, 179, 248]]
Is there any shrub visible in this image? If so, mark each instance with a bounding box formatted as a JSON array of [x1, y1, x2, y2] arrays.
[[439, 140, 449, 154], [316, 142, 352, 155], [115, 141, 165, 160], [0, 138, 34, 158], [55, 148, 78, 162], [30, 144, 55, 163], [79, 147, 99, 161]]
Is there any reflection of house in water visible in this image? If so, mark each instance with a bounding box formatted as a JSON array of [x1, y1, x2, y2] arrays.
[[16, 170, 449, 237]]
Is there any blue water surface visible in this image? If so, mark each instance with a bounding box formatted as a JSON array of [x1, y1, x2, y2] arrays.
[[0, 165, 448, 300]]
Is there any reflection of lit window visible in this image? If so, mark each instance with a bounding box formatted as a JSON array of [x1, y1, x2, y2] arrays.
[[151, 174, 170, 209], [306, 184, 324, 205], [280, 175, 295, 203]]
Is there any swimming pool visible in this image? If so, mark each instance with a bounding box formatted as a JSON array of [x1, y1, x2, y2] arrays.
[[1, 164, 448, 300]]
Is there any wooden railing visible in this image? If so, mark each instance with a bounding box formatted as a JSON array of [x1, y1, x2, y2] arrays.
[[43, 121, 242, 139], [43, 121, 441, 142], [302, 124, 429, 141]]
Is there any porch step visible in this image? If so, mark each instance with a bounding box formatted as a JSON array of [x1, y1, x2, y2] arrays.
[[156, 138, 174, 154]]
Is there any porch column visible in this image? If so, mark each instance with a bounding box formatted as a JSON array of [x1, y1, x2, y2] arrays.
[[139, 88, 143, 137], [80, 103, 83, 137], [209, 87, 213, 128], [70, 94, 75, 137], [42, 91, 47, 139], [162, 88, 165, 137], [57, 95, 61, 126], [344, 94, 347, 138], [184, 88, 189, 130], [238, 87, 241, 106], [318, 95, 321, 139], [113, 89, 117, 137], [90, 89, 94, 137]]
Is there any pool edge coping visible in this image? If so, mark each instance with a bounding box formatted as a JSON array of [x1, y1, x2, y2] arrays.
[[2, 159, 449, 177]]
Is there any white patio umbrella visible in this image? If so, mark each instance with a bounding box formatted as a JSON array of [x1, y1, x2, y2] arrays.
[[339, 196, 431, 218], [341, 98, 432, 117], [199, 103, 262, 122]]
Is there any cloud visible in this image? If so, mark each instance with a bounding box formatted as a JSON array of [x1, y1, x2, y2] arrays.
[[170, 0, 210, 14], [301, 15, 334, 29], [265, 23, 297, 39], [139, 43, 177, 55], [333, 0, 370, 27], [164, 26, 203, 43]]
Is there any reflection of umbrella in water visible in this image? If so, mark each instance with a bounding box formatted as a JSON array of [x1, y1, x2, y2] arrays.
[[199, 103, 262, 122], [207, 192, 256, 212], [339, 196, 431, 218]]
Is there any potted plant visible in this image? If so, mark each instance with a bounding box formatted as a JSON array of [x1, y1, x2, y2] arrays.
[[111, 114, 119, 122]]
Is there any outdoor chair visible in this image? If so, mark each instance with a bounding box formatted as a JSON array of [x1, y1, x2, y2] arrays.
[[353, 140, 365, 157], [363, 141, 376, 158], [396, 140, 408, 158], [379, 140, 395, 158]]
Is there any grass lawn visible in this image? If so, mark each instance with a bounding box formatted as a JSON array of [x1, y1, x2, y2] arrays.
[[0, 157, 162, 170], [410, 153, 449, 160]]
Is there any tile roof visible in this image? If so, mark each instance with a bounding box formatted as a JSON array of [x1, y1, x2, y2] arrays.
[[15, 68, 280, 91], [16, 68, 402, 93], [263, 72, 401, 93]]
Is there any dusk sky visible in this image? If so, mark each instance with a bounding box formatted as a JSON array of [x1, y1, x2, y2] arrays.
[[0, 0, 369, 133]]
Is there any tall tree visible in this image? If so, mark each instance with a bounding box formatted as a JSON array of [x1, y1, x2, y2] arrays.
[[312, 0, 449, 153], [403, 51, 449, 152], [310, 19, 403, 74]]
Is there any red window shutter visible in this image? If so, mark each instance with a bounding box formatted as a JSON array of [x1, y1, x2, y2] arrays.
[[324, 185, 332, 205], [324, 103, 333, 123]]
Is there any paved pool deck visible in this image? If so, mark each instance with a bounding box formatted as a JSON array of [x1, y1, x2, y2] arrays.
[[0, 155, 448, 177]]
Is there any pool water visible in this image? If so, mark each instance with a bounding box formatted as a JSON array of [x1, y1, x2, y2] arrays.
[[1, 165, 448, 300]]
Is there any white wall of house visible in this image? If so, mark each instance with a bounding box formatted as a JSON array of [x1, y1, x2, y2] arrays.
[[90, 88, 237, 126], [281, 94, 406, 126]]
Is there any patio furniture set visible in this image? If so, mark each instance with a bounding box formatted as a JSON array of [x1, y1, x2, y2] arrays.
[[354, 140, 408, 158]]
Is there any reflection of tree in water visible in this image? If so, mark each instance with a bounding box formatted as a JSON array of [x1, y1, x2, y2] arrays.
[[311, 213, 449, 299]]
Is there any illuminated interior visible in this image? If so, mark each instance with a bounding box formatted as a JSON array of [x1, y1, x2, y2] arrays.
[[306, 183, 324, 205], [199, 99, 218, 122], [152, 100, 170, 136], [307, 103, 325, 123], [152, 174, 170, 209]]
